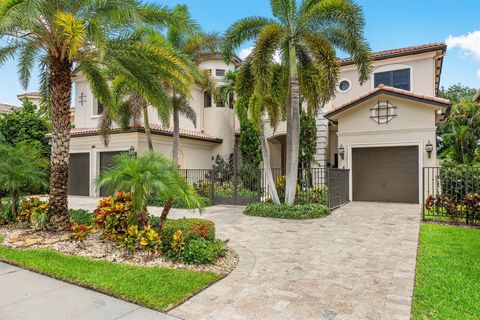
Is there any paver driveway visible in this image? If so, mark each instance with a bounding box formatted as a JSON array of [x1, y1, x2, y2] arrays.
[[68, 198, 421, 320]]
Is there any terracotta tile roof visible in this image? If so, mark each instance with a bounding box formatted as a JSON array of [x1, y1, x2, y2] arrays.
[[325, 84, 450, 118], [338, 43, 446, 66], [0, 103, 17, 114], [17, 92, 40, 97], [68, 124, 223, 143]]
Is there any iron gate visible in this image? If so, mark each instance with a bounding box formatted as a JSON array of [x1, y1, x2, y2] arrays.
[[328, 168, 350, 209]]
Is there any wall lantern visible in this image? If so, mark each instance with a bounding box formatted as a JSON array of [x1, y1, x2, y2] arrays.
[[425, 141, 434, 159], [339, 145, 345, 160], [128, 145, 136, 157]]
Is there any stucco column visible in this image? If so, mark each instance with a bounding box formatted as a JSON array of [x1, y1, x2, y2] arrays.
[[315, 108, 329, 168]]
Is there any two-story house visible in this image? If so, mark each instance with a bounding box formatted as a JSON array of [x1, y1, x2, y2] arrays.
[[67, 54, 241, 197]]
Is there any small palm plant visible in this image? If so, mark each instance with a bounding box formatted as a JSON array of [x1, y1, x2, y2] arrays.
[[96, 152, 204, 229], [0, 142, 48, 219]]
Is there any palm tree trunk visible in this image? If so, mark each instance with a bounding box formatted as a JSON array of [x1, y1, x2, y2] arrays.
[[285, 43, 300, 205], [259, 122, 281, 204], [47, 55, 73, 231], [158, 199, 172, 233], [143, 106, 153, 151], [172, 104, 180, 166]]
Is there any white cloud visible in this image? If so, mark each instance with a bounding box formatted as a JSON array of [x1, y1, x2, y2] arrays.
[[446, 30, 480, 60], [238, 46, 282, 63], [239, 47, 253, 60]]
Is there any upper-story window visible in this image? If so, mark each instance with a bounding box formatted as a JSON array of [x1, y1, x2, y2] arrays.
[[374, 68, 410, 91], [94, 100, 104, 115], [216, 98, 224, 108], [338, 79, 351, 93], [204, 92, 212, 108], [215, 69, 225, 77]]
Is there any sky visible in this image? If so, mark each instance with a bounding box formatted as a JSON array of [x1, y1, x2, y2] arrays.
[[1, 0, 480, 105]]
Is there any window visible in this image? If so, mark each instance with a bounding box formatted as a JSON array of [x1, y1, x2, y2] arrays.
[[204, 69, 212, 76], [94, 100, 104, 115], [338, 79, 351, 93], [228, 93, 234, 109], [204, 92, 212, 108], [374, 68, 410, 90], [215, 69, 225, 77], [216, 99, 224, 108]]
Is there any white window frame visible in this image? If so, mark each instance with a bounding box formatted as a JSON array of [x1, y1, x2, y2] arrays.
[[337, 78, 352, 93]]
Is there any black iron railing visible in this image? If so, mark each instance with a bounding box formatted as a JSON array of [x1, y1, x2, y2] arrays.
[[423, 166, 480, 225]]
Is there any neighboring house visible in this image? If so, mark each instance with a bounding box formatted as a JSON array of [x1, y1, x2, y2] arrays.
[[68, 43, 449, 204], [0, 103, 17, 115], [68, 53, 241, 197], [17, 92, 75, 123]]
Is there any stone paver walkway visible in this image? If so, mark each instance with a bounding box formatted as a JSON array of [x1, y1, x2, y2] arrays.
[[70, 198, 421, 320], [0, 262, 178, 320]]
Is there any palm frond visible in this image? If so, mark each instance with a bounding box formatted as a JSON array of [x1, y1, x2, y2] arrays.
[[17, 43, 38, 89]]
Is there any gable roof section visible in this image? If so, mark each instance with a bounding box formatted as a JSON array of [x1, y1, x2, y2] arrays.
[[67, 124, 223, 144], [338, 43, 446, 66], [325, 84, 450, 119], [0, 103, 17, 114]]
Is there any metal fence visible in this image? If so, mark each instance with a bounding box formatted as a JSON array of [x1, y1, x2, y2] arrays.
[[180, 167, 350, 209], [423, 166, 480, 224]]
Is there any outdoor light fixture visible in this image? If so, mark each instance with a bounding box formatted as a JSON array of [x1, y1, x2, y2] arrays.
[[128, 145, 136, 157], [339, 145, 345, 160], [425, 141, 434, 159]]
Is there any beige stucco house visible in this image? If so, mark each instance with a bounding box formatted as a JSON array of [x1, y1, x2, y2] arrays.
[[68, 54, 241, 197], [67, 43, 450, 204]]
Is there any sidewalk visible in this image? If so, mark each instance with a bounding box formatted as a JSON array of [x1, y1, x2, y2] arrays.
[[0, 262, 179, 320]]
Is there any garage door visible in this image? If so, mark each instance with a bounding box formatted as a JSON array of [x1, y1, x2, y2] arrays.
[[352, 146, 419, 203], [99, 151, 125, 197], [68, 153, 90, 196]]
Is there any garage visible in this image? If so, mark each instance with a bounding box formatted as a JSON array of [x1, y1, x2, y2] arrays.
[[99, 151, 125, 197], [352, 146, 419, 203], [68, 153, 90, 196]]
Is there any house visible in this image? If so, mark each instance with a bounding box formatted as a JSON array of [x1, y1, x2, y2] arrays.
[[0, 103, 16, 115], [68, 53, 241, 197], [67, 43, 449, 205]]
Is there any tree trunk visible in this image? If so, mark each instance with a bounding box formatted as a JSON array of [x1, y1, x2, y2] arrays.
[[143, 106, 154, 151], [158, 198, 172, 233], [11, 189, 19, 218], [259, 122, 281, 204], [47, 55, 73, 231], [285, 43, 300, 205], [172, 104, 180, 166]]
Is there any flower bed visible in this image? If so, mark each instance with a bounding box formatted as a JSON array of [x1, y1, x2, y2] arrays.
[[424, 193, 480, 225]]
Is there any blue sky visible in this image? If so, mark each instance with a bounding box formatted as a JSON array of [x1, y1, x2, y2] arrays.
[[1, 0, 480, 105]]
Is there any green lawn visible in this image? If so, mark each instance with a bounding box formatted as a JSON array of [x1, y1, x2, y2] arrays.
[[0, 235, 220, 311], [412, 224, 480, 319]]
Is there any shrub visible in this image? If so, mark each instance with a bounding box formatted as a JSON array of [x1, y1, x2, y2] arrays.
[[439, 166, 480, 201], [193, 179, 212, 198], [158, 218, 215, 254], [181, 238, 227, 265], [19, 197, 48, 229], [244, 202, 329, 220], [94, 192, 133, 241], [168, 229, 185, 260], [139, 225, 160, 254], [118, 225, 140, 254], [424, 195, 461, 222], [147, 194, 211, 208], [70, 223, 95, 241], [68, 209, 95, 225], [462, 193, 480, 223]]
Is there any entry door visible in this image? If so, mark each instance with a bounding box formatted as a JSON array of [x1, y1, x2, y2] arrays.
[[99, 151, 125, 197], [68, 153, 90, 196], [352, 146, 419, 203]]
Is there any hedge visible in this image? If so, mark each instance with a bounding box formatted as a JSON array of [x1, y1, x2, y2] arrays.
[[244, 203, 329, 220]]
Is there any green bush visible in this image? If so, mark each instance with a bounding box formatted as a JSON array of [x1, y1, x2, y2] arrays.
[[181, 238, 227, 265], [157, 218, 215, 253], [68, 209, 95, 225], [244, 203, 329, 220], [147, 195, 211, 208]]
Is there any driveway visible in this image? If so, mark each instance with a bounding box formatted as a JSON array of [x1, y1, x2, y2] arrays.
[[70, 198, 421, 320]]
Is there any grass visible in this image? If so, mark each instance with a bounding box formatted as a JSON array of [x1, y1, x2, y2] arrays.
[[412, 224, 480, 319], [0, 235, 220, 311]]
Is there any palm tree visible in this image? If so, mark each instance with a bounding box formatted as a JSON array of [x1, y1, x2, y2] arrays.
[[219, 70, 238, 109], [0, 0, 190, 229], [223, 0, 371, 204], [0, 142, 48, 218], [96, 151, 203, 229]]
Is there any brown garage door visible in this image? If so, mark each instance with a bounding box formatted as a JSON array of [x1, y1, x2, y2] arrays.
[[68, 153, 90, 196], [352, 146, 418, 203], [100, 151, 125, 197]]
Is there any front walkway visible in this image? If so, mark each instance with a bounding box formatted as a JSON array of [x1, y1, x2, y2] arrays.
[[70, 198, 420, 319]]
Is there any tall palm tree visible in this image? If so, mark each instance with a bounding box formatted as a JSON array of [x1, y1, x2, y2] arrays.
[[0, 0, 189, 229], [223, 0, 371, 204]]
